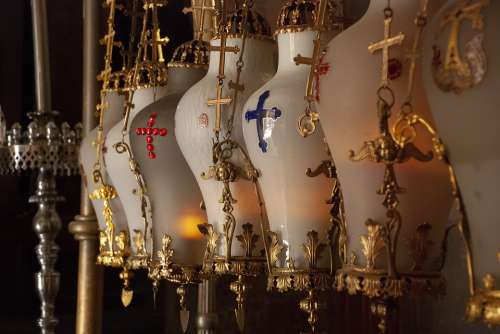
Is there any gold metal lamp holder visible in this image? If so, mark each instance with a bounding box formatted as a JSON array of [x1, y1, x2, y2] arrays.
[[90, 0, 138, 307]]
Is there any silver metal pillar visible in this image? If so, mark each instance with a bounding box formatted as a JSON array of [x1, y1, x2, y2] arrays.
[[196, 279, 218, 334], [31, 0, 51, 113]]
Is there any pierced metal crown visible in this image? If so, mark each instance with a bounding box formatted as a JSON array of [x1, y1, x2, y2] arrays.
[[275, 0, 337, 35], [168, 39, 210, 69], [218, 8, 272, 39]]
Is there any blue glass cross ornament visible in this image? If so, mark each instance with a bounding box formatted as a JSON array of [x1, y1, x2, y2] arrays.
[[245, 90, 282, 153]]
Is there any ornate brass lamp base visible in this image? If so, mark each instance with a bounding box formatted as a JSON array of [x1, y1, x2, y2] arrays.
[[267, 269, 333, 292], [335, 267, 446, 299], [147, 234, 205, 333], [267, 269, 332, 334], [336, 268, 446, 333], [466, 274, 500, 326], [203, 256, 267, 277], [202, 256, 266, 332]]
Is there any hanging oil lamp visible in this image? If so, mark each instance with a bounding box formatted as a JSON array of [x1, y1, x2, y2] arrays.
[[422, 0, 500, 327]]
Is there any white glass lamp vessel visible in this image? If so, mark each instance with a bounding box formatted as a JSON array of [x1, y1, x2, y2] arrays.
[[105, 82, 168, 258], [242, 0, 341, 288], [422, 0, 500, 326], [316, 0, 453, 297], [129, 40, 209, 268], [175, 10, 276, 262]]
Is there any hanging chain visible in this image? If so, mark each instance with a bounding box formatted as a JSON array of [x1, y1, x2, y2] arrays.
[[224, 0, 252, 140], [93, 0, 119, 185], [114, 0, 168, 260]]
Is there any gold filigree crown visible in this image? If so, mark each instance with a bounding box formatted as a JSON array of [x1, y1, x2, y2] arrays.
[[275, 0, 337, 35], [127, 61, 168, 89], [168, 39, 210, 69], [217, 8, 272, 39]]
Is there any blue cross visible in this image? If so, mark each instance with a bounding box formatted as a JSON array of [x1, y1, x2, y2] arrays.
[[245, 90, 282, 153]]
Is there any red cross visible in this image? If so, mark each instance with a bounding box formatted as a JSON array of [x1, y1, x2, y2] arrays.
[[135, 112, 167, 159], [314, 50, 331, 102]]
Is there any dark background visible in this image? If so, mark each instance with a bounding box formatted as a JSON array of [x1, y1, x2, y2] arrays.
[[0, 1, 385, 333]]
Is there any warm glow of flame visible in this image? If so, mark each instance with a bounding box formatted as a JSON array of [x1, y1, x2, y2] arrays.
[[180, 215, 204, 240]]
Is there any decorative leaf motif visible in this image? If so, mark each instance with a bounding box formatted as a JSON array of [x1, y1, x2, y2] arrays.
[[268, 231, 284, 267], [158, 234, 174, 269], [360, 219, 386, 270], [302, 230, 326, 269], [133, 229, 146, 256], [198, 223, 220, 260], [236, 223, 259, 257]]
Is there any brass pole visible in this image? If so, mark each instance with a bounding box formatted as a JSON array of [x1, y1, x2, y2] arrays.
[[68, 0, 103, 333]]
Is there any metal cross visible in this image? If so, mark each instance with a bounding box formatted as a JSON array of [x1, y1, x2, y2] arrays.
[[206, 1, 240, 135], [368, 14, 405, 87], [293, 0, 330, 103], [245, 90, 282, 153], [404, 0, 429, 101], [207, 85, 232, 133], [440, 0, 489, 76], [146, 1, 169, 63], [182, 0, 216, 40], [135, 112, 167, 159]]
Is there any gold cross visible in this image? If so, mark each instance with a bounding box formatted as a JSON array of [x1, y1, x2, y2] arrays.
[[404, 0, 429, 100], [206, 1, 240, 135], [182, 0, 216, 41], [440, 0, 489, 77], [207, 84, 232, 133], [294, 38, 323, 103], [368, 15, 405, 87], [293, 0, 329, 102], [154, 29, 169, 63], [142, 1, 169, 63]]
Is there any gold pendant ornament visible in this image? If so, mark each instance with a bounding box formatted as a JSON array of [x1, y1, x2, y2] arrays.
[[432, 0, 489, 94]]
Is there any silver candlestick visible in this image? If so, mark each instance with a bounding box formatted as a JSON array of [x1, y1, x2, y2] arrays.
[[0, 114, 82, 334], [30, 167, 64, 334]]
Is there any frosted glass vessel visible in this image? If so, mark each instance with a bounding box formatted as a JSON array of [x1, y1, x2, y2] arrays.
[[176, 35, 276, 258], [316, 0, 453, 273], [422, 0, 500, 292], [130, 67, 207, 265], [242, 29, 333, 269], [105, 86, 169, 255]]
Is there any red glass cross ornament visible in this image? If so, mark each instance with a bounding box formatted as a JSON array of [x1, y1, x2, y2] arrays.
[[135, 112, 167, 159]]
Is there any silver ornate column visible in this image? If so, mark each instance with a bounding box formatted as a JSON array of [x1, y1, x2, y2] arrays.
[[30, 168, 63, 334]]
